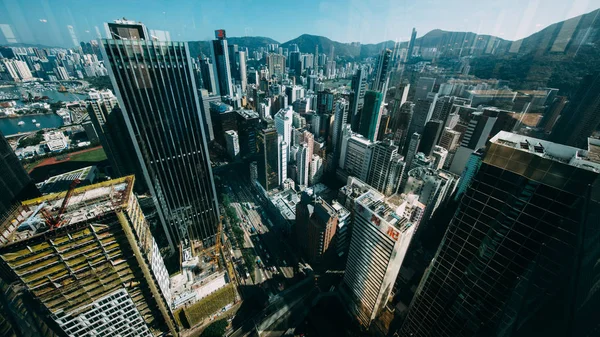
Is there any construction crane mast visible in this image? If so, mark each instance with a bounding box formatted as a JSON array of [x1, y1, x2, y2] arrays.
[[41, 179, 81, 229]]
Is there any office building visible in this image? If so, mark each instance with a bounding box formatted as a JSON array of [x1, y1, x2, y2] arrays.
[[405, 28, 417, 62], [296, 143, 310, 186], [257, 128, 281, 191], [225, 130, 240, 160], [418, 120, 444, 156], [350, 66, 367, 131], [209, 101, 236, 146], [338, 129, 373, 182], [86, 89, 146, 192], [275, 106, 294, 161], [385, 155, 406, 196], [296, 191, 339, 264], [404, 132, 421, 172], [0, 130, 40, 218], [199, 90, 220, 142], [316, 89, 334, 115], [309, 154, 324, 185], [238, 50, 247, 93], [236, 109, 260, 157], [454, 148, 483, 201], [0, 177, 177, 337], [210, 29, 234, 97], [438, 127, 461, 152], [267, 53, 286, 78], [405, 94, 437, 152], [373, 49, 392, 96], [331, 98, 349, 167], [101, 20, 219, 251], [358, 90, 383, 141], [402, 167, 457, 226], [398, 132, 600, 337], [199, 57, 217, 94], [342, 188, 416, 326], [366, 140, 399, 195], [430, 95, 455, 123], [431, 145, 448, 170], [414, 77, 436, 101], [390, 101, 414, 149], [551, 74, 600, 148]]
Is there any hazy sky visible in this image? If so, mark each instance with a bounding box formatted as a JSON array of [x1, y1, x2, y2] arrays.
[[0, 0, 598, 47]]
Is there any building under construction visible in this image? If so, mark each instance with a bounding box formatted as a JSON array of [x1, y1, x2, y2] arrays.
[[0, 176, 177, 337]]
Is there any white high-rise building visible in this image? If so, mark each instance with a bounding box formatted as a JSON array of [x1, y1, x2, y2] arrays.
[[296, 143, 309, 186], [2, 59, 34, 81], [279, 137, 287, 185], [56, 66, 69, 80], [309, 154, 323, 185], [338, 129, 373, 182], [342, 187, 416, 326], [225, 130, 240, 160], [275, 106, 294, 162], [331, 99, 349, 167]]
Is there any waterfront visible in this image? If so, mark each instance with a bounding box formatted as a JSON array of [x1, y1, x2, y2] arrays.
[[0, 86, 88, 107], [0, 114, 64, 136]]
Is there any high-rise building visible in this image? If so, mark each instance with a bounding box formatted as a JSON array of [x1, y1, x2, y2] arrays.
[[373, 49, 392, 97], [296, 191, 339, 264], [405, 28, 417, 62], [87, 89, 147, 193], [316, 89, 334, 115], [225, 130, 240, 160], [430, 95, 455, 123], [418, 119, 444, 156], [0, 177, 177, 337], [199, 57, 217, 94], [405, 94, 437, 153], [366, 140, 399, 195], [331, 98, 349, 167], [309, 154, 324, 185], [431, 145, 448, 170], [199, 90, 220, 142], [236, 109, 260, 157], [338, 130, 373, 182], [414, 77, 436, 101], [275, 106, 293, 161], [398, 131, 600, 337], [358, 90, 383, 141], [438, 127, 461, 152], [341, 187, 416, 326], [390, 102, 414, 150], [238, 50, 247, 93], [350, 67, 367, 131], [296, 143, 309, 186], [405, 132, 421, 171], [101, 20, 219, 251], [0, 130, 40, 218], [257, 128, 281, 191], [267, 53, 286, 78], [210, 29, 234, 97], [551, 74, 600, 148]]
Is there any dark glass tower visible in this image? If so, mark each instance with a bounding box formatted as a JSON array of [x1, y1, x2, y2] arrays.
[[358, 90, 383, 142], [100, 20, 219, 252], [210, 29, 233, 97], [350, 66, 367, 131], [257, 128, 280, 191], [398, 131, 600, 337], [0, 130, 40, 218]]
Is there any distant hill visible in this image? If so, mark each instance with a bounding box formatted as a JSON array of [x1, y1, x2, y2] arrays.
[[469, 8, 600, 97], [187, 36, 280, 58], [281, 34, 395, 60]]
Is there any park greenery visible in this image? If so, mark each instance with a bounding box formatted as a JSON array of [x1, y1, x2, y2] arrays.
[[18, 131, 44, 148], [199, 319, 228, 337], [221, 193, 255, 279]]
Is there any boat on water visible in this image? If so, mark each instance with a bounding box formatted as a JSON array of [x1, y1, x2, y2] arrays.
[[32, 119, 36, 123], [18, 121, 25, 126], [36, 123, 41, 127]]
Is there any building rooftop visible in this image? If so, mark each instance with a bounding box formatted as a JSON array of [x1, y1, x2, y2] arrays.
[[467, 89, 516, 96], [491, 131, 600, 172], [0, 176, 133, 246], [237, 109, 260, 119], [36, 165, 97, 194], [356, 191, 411, 232]]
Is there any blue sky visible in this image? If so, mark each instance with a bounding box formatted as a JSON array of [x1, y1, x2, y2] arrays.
[[0, 0, 598, 47]]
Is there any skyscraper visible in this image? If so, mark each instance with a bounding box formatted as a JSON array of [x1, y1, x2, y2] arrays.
[[275, 106, 293, 161], [210, 29, 234, 97], [199, 56, 217, 94], [0, 130, 40, 218], [414, 77, 436, 101], [398, 131, 600, 337], [101, 20, 219, 252], [405, 28, 417, 62], [296, 143, 309, 186], [257, 128, 281, 191], [366, 140, 400, 195], [373, 49, 392, 96], [0, 176, 177, 337], [341, 187, 416, 326], [405, 94, 437, 153], [358, 90, 384, 142], [350, 66, 367, 131], [238, 50, 247, 93], [296, 191, 339, 264], [331, 98, 349, 167], [418, 119, 444, 156], [389, 101, 414, 150], [267, 53, 286, 78]]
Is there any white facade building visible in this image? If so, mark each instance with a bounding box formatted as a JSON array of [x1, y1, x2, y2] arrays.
[[225, 130, 240, 160], [342, 188, 416, 326], [275, 106, 293, 162]]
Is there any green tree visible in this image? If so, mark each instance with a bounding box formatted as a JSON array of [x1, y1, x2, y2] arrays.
[[200, 319, 228, 337]]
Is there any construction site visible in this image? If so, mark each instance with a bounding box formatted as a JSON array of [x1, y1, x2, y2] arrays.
[[0, 176, 178, 337]]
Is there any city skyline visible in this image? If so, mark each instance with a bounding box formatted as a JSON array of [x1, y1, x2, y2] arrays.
[[0, 0, 597, 47]]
